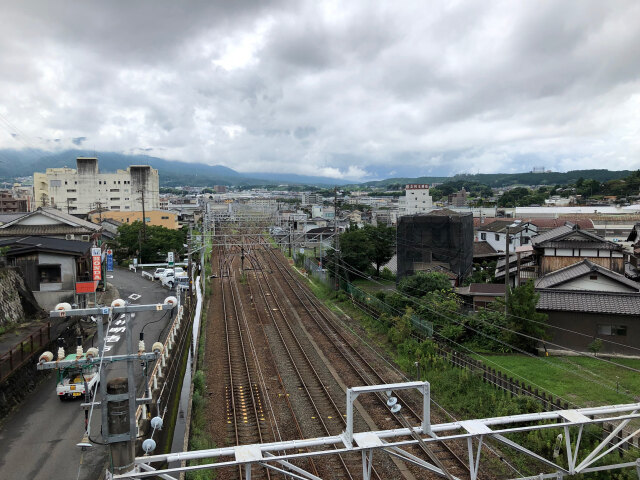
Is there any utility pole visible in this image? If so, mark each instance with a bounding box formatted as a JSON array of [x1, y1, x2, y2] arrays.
[[504, 226, 510, 315], [138, 187, 147, 240], [41, 193, 48, 207], [95, 200, 104, 223], [334, 187, 340, 291], [188, 224, 193, 299], [288, 219, 292, 258], [37, 301, 176, 477], [66, 198, 71, 214]]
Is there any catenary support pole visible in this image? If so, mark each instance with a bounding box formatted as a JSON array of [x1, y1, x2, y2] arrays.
[[107, 377, 135, 476]]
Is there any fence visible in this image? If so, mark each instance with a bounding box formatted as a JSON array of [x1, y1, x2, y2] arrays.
[[291, 249, 329, 285], [0, 322, 52, 383]]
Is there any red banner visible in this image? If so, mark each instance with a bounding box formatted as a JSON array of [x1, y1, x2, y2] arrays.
[[92, 255, 102, 281], [76, 281, 99, 293]]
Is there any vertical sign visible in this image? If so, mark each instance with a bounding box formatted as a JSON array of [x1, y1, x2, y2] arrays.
[[167, 251, 174, 267], [91, 247, 102, 281], [106, 249, 114, 272]]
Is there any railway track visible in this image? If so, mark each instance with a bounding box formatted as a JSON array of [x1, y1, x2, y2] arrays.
[[245, 251, 365, 480], [218, 246, 274, 480], [257, 240, 474, 479]]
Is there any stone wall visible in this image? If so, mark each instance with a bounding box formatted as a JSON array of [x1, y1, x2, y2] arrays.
[[0, 267, 43, 326]]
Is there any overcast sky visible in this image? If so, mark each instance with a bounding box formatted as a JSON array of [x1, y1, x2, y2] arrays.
[[1, 1, 639, 180]]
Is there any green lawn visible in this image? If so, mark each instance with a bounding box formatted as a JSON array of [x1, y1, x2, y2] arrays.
[[350, 278, 396, 293], [472, 354, 640, 407]]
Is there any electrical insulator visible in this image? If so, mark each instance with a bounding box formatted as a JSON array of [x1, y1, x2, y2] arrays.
[[57, 347, 65, 360], [138, 340, 145, 353], [39, 351, 54, 363], [142, 438, 156, 454], [86, 347, 99, 359]]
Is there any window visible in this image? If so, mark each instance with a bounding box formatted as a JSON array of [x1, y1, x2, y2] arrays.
[[597, 324, 627, 336], [161, 216, 169, 219], [118, 181, 121, 184], [64, 181, 68, 185], [589, 275, 598, 280], [67, 189, 76, 193], [145, 217, 151, 222], [68, 198, 77, 202], [50, 180, 61, 187], [74, 181, 77, 184], [38, 265, 61, 283], [509, 237, 513, 244], [110, 197, 120, 201], [495, 233, 500, 241], [480, 233, 486, 240], [522, 237, 529, 244], [110, 189, 120, 192]]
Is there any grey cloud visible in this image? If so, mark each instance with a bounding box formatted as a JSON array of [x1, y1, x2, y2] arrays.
[[72, 137, 87, 146], [0, 1, 639, 180]]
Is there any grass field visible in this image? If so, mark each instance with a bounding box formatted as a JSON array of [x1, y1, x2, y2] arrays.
[[350, 277, 396, 293], [473, 354, 640, 406]]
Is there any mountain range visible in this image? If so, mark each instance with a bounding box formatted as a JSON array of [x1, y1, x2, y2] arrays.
[[1, 149, 351, 186], [1, 148, 635, 189]]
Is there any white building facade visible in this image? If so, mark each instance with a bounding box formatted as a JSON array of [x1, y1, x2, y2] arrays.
[[399, 184, 433, 215], [34, 157, 159, 215]]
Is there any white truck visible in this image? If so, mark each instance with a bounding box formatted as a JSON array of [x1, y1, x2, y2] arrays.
[[56, 352, 99, 401]]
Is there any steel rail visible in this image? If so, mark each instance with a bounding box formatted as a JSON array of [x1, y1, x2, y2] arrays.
[[219, 246, 272, 480], [260, 240, 473, 478], [245, 252, 360, 480]]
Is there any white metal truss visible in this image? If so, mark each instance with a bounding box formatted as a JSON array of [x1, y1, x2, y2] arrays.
[[117, 382, 640, 479]]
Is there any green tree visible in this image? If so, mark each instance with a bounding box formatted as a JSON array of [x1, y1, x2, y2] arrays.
[[503, 281, 547, 352], [326, 226, 375, 280], [363, 224, 395, 276], [398, 272, 452, 298], [116, 222, 188, 263]]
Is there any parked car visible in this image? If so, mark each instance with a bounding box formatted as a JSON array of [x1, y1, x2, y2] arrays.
[[157, 267, 184, 280], [162, 273, 188, 290], [153, 268, 166, 279]]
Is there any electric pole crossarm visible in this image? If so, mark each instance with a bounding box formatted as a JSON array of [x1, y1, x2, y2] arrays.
[[48, 303, 176, 318], [36, 352, 160, 370]]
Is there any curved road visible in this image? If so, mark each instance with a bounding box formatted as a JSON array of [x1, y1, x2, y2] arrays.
[[0, 267, 178, 480]]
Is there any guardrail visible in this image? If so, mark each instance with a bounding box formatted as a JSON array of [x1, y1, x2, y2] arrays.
[[141, 271, 154, 281], [0, 322, 52, 383], [135, 276, 202, 433]]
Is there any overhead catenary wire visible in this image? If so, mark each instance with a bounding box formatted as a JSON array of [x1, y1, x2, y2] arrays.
[[321, 255, 640, 401], [330, 252, 640, 370]]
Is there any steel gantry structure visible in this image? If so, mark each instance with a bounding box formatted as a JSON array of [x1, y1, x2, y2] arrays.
[[113, 381, 639, 480]]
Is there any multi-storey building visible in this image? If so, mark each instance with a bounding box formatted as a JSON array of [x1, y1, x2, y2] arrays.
[[0, 191, 29, 213], [33, 157, 159, 215], [399, 184, 433, 215]]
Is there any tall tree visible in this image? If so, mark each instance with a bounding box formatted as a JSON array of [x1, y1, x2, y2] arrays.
[[363, 224, 395, 275], [116, 221, 187, 263]]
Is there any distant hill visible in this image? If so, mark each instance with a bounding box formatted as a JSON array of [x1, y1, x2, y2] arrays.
[[2, 149, 352, 187], [357, 170, 633, 189]]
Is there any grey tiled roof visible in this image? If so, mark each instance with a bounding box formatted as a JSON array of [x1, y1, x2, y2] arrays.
[[531, 225, 573, 245], [0, 225, 96, 237], [531, 224, 621, 250], [535, 259, 640, 290], [537, 289, 640, 315]]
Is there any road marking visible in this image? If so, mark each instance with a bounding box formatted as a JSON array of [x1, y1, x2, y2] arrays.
[[107, 275, 113, 279], [129, 293, 141, 301]]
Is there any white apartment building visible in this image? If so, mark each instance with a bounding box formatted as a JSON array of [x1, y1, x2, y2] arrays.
[[399, 184, 433, 215], [33, 157, 159, 215]]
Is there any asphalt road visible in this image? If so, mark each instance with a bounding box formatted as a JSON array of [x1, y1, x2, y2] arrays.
[[0, 267, 177, 480]]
